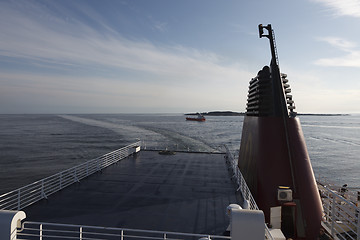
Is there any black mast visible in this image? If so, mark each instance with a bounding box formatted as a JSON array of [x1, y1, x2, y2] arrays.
[[258, 24, 290, 118]]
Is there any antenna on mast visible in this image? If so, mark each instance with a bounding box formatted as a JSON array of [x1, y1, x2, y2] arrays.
[[258, 24, 279, 66]]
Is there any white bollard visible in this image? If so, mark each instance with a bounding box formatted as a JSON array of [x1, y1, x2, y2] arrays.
[[0, 210, 26, 240], [226, 204, 241, 231], [230, 209, 265, 240]]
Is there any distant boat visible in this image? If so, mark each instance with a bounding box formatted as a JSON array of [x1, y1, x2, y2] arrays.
[[186, 113, 206, 122]]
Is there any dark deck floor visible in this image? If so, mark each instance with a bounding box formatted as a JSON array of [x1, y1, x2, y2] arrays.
[[24, 150, 238, 235]]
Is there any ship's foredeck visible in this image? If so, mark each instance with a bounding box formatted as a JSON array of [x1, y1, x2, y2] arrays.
[[23, 150, 238, 235]]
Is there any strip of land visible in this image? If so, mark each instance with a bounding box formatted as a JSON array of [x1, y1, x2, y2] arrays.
[[185, 111, 349, 117]]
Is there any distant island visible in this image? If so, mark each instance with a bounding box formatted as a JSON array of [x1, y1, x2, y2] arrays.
[[185, 111, 244, 116], [297, 113, 349, 116], [185, 111, 349, 117]]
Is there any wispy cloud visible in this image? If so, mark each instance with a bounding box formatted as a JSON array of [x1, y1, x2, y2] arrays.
[[314, 37, 360, 67], [314, 52, 360, 67], [153, 21, 168, 32], [0, 1, 248, 81], [312, 0, 360, 18], [317, 37, 357, 51], [0, 0, 252, 113]]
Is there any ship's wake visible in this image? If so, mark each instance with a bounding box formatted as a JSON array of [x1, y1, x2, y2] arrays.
[[58, 115, 217, 152]]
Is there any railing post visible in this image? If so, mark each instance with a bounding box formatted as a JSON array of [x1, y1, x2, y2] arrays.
[[325, 193, 330, 222], [80, 226, 83, 240], [41, 179, 47, 199], [115, 151, 119, 163], [357, 208, 360, 240], [331, 194, 336, 237], [121, 230, 124, 240], [74, 169, 79, 182], [59, 173, 62, 190], [40, 224, 43, 240]]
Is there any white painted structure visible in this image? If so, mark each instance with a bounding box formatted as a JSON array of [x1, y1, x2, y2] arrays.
[[0, 210, 26, 240], [230, 209, 265, 240]]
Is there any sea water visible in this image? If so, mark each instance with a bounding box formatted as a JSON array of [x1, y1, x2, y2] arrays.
[[0, 114, 358, 194]]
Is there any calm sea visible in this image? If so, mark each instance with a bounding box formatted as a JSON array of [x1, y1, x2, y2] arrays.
[[0, 114, 359, 194]]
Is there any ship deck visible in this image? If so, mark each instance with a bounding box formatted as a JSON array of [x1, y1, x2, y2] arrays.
[[23, 150, 238, 235]]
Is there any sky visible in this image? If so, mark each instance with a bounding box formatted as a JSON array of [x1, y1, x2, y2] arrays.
[[0, 0, 360, 114]]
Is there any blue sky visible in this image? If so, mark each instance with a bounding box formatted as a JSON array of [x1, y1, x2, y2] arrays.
[[0, 0, 359, 114]]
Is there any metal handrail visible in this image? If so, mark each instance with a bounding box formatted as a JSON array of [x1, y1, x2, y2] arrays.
[[224, 145, 273, 240], [0, 141, 141, 211], [224, 145, 259, 210], [17, 221, 231, 240], [317, 174, 360, 204], [320, 185, 359, 240]]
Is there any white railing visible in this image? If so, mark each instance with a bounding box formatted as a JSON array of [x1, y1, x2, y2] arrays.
[[224, 145, 273, 240], [224, 145, 258, 210], [0, 141, 141, 211], [17, 221, 231, 240], [317, 174, 360, 204], [140, 139, 223, 153], [320, 184, 360, 240]]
